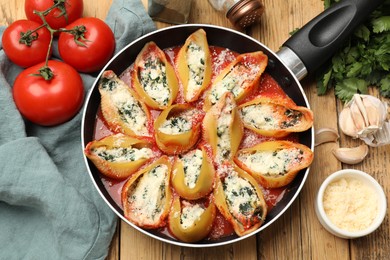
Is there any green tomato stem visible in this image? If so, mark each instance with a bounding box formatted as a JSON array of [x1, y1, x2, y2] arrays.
[[33, 10, 56, 70], [18, 23, 47, 46], [41, 0, 69, 23], [22, 0, 87, 80], [58, 25, 89, 47], [30, 66, 54, 80]]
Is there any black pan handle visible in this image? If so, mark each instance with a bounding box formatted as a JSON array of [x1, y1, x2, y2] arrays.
[[280, 0, 384, 77]]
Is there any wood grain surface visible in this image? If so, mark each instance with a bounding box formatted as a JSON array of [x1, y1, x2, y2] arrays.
[[1, 0, 389, 259]]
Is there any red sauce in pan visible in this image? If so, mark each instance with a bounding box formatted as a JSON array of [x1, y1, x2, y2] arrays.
[[92, 46, 300, 241]]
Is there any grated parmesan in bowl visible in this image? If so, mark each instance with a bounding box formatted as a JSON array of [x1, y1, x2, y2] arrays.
[[315, 169, 387, 239]]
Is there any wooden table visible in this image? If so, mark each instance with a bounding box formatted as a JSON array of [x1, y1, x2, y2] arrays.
[[2, 0, 389, 259]]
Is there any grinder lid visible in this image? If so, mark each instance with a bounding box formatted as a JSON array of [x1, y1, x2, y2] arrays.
[[226, 0, 265, 28]]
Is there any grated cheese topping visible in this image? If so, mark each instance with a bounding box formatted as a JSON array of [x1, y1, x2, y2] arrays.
[[323, 177, 378, 232], [209, 62, 259, 105]]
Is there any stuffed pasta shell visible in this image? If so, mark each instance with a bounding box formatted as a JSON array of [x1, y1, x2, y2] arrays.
[[234, 141, 314, 188], [168, 195, 216, 242], [204, 51, 268, 110], [84, 134, 154, 180], [238, 96, 313, 137], [154, 104, 204, 155], [214, 162, 267, 237], [99, 70, 151, 137], [132, 41, 179, 110], [202, 92, 243, 162], [121, 156, 172, 229], [176, 29, 212, 102], [171, 147, 215, 200]]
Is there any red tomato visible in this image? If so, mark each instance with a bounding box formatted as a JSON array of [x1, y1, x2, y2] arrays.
[[58, 17, 115, 73], [25, 0, 83, 30], [2, 20, 51, 68], [13, 60, 84, 126]]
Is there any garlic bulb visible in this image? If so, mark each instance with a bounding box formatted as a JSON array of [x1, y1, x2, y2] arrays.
[[339, 94, 389, 147]]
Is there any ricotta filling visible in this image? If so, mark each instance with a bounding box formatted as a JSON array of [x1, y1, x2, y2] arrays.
[[128, 164, 168, 224], [139, 57, 171, 106], [158, 109, 197, 135], [108, 81, 149, 137], [240, 104, 303, 130], [180, 201, 205, 229], [238, 148, 304, 176], [93, 146, 153, 162], [222, 171, 261, 223], [180, 149, 203, 189], [216, 99, 234, 161], [240, 104, 279, 130], [209, 63, 259, 105], [186, 42, 206, 100]]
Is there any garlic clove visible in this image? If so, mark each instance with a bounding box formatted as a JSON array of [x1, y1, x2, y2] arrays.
[[332, 144, 369, 164], [350, 99, 366, 132], [339, 107, 359, 138], [361, 95, 387, 126], [362, 96, 380, 127], [315, 127, 339, 146], [352, 94, 370, 127]]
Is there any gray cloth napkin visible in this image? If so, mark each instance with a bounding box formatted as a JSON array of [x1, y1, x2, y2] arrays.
[[0, 1, 155, 259]]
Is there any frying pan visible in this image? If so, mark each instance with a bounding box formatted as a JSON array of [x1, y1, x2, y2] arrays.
[[81, 0, 384, 247]]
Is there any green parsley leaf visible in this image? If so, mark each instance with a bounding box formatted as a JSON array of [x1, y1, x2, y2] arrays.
[[316, 66, 332, 95], [380, 74, 390, 97], [372, 16, 390, 33], [354, 25, 370, 42], [346, 62, 362, 77], [335, 78, 368, 102]]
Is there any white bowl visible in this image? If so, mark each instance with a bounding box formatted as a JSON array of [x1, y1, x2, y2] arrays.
[[315, 169, 387, 239]]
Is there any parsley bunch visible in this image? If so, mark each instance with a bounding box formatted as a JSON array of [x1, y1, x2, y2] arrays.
[[317, 0, 390, 101]]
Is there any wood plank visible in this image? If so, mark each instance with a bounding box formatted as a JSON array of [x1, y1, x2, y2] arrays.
[[0, 0, 25, 24], [301, 85, 350, 260], [106, 222, 120, 260], [251, 0, 350, 259], [341, 88, 390, 260], [120, 222, 167, 259], [82, 0, 112, 18]]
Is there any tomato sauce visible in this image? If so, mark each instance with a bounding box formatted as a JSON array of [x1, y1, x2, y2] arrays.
[[91, 45, 302, 241]]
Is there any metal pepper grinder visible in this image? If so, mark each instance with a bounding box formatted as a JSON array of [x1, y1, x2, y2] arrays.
[[209, 0, 265, 29]]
